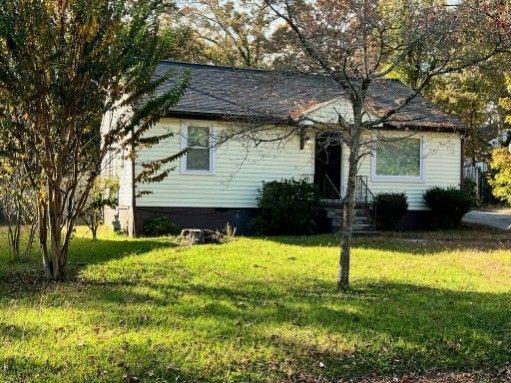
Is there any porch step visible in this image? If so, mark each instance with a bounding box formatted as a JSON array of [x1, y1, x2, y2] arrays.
[[322, 203, 375, 233]]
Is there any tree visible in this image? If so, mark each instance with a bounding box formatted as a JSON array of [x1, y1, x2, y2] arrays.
[[387, 1, 511, 165], [82, 177, 119, 240], [489, 148, 511, 205], [182, 0, 274, 67], [427, 64, 509, 165], [0, 0, 189, 280], [263, 0, 509, 289], [0, 159, 37, 262]]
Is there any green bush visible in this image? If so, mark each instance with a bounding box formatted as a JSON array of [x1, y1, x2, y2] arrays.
[[373, 193, 408, 230], [423, 187, 473, 228], [143, 215, 180, 236], [461, 177, 478, 207], [251, 179, 321, 235]]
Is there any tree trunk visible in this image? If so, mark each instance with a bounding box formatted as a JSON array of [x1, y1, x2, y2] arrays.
[[23, 222, 36, 261], [338, 100, 363, 291], [338, 144, 360, 290], [91, 217, 98, 241], [38, 180, 73, 280]]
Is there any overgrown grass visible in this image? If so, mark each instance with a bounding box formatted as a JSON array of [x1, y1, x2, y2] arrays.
[[0, 227, 510, 382]]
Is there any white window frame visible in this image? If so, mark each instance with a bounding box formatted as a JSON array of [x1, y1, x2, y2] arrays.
[[180, 122, 216, 175], [371, 136, 425, 183]]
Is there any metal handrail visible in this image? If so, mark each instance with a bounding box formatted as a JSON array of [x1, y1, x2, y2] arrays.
[[354, 175, 376, 225], [323, 174, 341, 199], [355, 175, 374, 204]]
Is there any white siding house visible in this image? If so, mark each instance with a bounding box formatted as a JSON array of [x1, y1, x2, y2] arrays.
[[136, 119, 314, 208], [103, 61, 464, 235]]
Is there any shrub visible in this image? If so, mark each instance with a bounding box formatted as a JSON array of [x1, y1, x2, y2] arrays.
[[373, 193, 408, 230], [143, 215, 180, 236], [251, 179, 320, 235], [423, 187, 473, 228], [461, 177, 478, 207]]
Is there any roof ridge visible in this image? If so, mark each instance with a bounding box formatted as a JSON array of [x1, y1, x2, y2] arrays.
[[159, 61, 416, 87], [159, 60, 280, 74], [158, 60, 330, 78]]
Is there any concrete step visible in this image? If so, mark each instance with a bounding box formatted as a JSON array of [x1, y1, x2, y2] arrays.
[[322, 204, 375, 233]]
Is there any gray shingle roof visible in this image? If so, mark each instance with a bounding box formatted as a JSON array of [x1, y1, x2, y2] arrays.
[[156, 61, 462, 130]]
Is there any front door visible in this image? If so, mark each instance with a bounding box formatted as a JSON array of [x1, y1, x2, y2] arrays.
[[314, 133, 342, 199]]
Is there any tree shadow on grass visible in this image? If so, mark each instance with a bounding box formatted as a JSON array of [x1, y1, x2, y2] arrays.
[[0, 235, 175, 296], [0, 345, 206, 383], [69, 235, 176, 265], [264, 229, 511, 254], [44, 276, 511, 381], [1, 232, 510, 381]]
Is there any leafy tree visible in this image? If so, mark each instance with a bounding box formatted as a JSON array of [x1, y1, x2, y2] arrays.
[[82, 177, 119, 241], [428, 64, 509, 165], [386, 0, 511, 165], [497, 74, 511, 128], [489, 148, 511, 205], [0, 159, 37, 262], [183, 0, 274, 67], [263, 0, 509, 290], [0, 0, 188, 279]]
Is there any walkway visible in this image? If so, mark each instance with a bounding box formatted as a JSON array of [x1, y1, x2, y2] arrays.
[[462, 209, 511, 231]]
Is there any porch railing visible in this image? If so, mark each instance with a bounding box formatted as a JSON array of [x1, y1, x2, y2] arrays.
[[321, 174, 342, 200], [306, 173, 374, 204], [354, 175, 374, 204]]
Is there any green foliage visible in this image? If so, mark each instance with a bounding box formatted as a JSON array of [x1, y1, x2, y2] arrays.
[[185, 0, 273, 67], [489, 148, 511, 205], [0, 159, 37, 261], [0, 0, 188, 278], [143, 215, 180, 237], [88, 177, 120, 211], [251, 179, 320, 235], [461, 177, 479, 207], [373, 193, 408, 230], [424, 187, 473, 228], [427, 65, 509, 164], [82, 177, 119, 240]]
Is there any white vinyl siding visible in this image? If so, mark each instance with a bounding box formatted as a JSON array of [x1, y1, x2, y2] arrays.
[[131, 118, 460, 211], [341, 131, 461, 210], [135, 118, 314, 208], [100, 109, 133, 208]]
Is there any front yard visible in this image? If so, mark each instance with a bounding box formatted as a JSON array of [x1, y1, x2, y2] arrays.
[[0, 228, 510, 382]]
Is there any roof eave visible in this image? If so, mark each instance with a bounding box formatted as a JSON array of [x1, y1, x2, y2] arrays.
[[164, 110, 296, 126]]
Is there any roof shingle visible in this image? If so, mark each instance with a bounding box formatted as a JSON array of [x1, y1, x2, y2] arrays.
[[155, 61, 462, 130]]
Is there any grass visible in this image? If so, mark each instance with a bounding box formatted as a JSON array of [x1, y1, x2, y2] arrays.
[[0, 227, 510, 382]]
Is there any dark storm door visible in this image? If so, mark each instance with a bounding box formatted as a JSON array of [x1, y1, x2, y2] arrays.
[[314, 134, 342, 199]]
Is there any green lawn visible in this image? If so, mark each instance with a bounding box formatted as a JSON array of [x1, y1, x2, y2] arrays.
[[0, 228, 510, 382]]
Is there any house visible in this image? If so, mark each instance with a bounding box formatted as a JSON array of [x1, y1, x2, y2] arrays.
[[103, 61, 463, 236]]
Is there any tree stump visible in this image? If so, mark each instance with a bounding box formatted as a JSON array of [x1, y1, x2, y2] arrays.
[[179, 229, 225, 245], [180, 229, 204, 245]]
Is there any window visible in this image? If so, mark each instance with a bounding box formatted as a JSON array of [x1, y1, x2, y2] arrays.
[[373, 138, 423, 180], [182, 125, 214, 173]]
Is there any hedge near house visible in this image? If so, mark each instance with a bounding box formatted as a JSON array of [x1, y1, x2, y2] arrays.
[[424, 187, 473, 228], [251, 179, 320, 235], [373, 193, 408, 230]]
